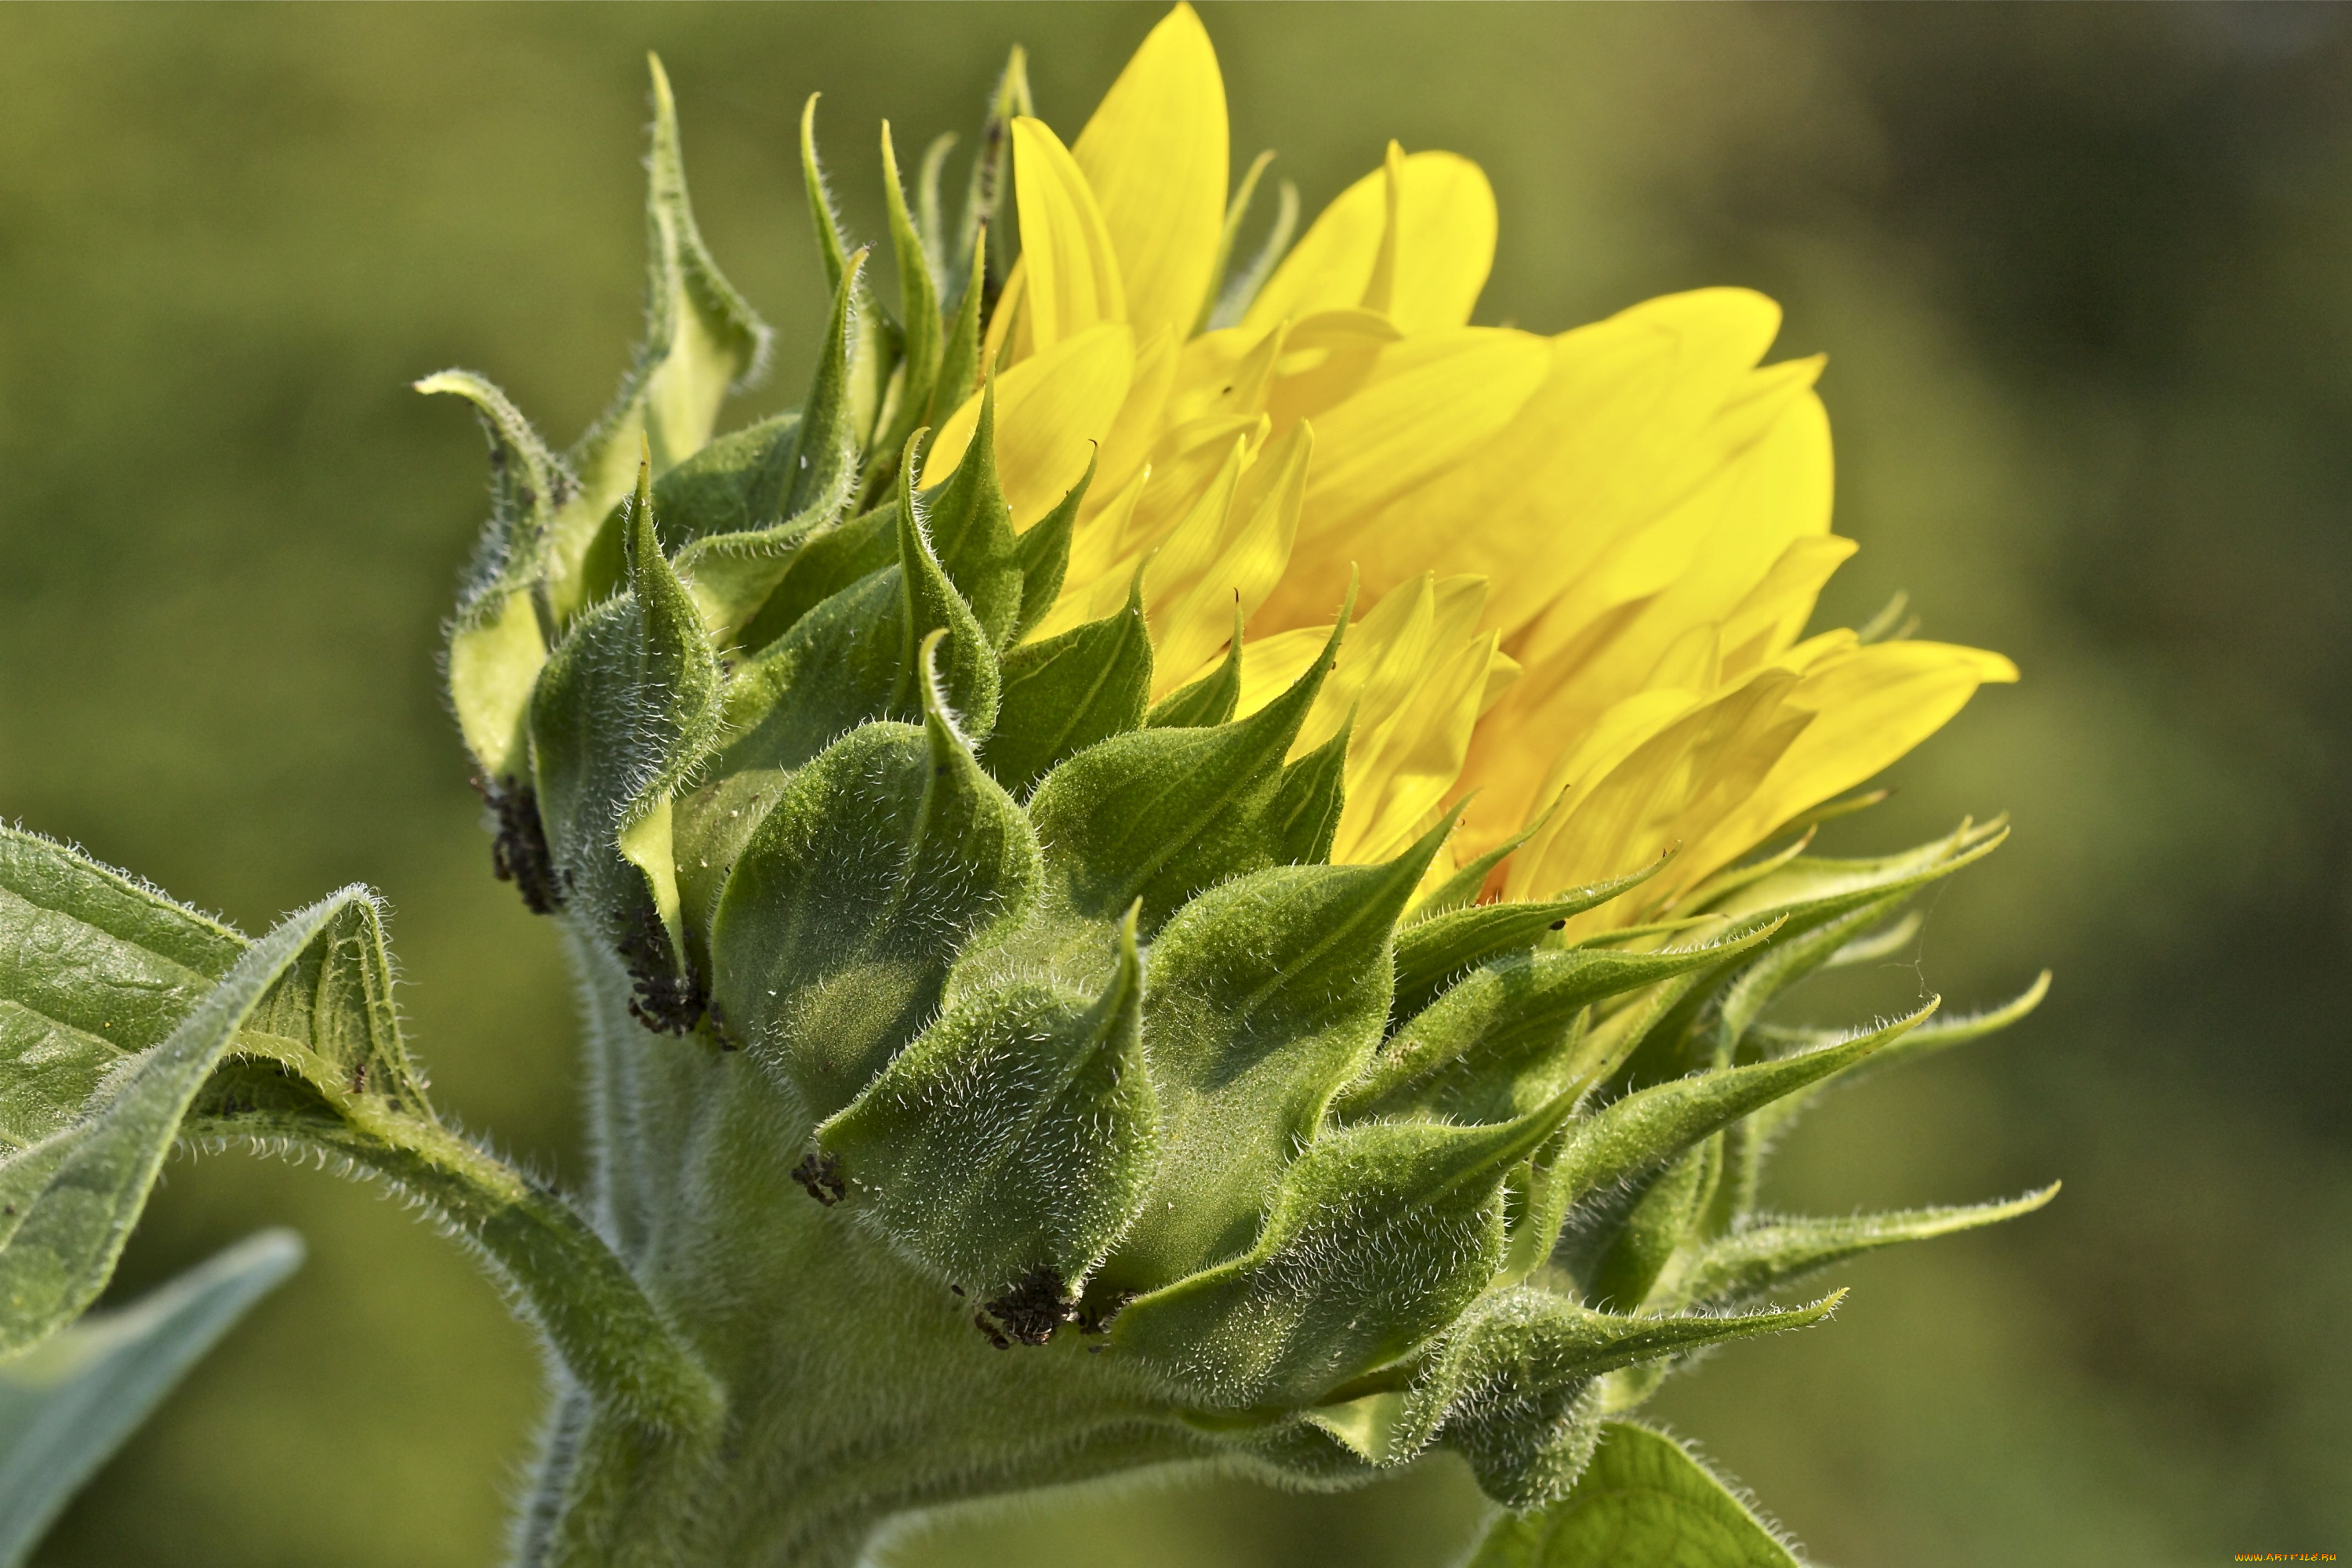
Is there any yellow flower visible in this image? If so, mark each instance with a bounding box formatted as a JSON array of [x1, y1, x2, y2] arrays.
[[924, 4, 2015, 924]]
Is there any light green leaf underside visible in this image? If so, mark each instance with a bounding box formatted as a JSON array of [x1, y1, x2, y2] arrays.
[[0, 1229, 302, 1568], [1467, 1421, 1802, 1568]]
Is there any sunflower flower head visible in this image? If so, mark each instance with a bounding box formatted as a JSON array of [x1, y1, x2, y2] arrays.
[[416, 4, 2050, 1536]]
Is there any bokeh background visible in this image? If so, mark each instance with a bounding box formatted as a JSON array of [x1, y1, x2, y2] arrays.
[[3, 4, 2346, 1564]]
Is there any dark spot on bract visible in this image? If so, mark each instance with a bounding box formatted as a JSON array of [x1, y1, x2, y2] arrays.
[[1549, 919, 1566, 931], [979, 1265, 1076, 1348], [481, 778, 564, 915], [791, 1150, 847, 1207]]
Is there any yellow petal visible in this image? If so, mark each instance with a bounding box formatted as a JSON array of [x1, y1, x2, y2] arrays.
[[1512, 669, 1813, 913], [1011, 117, 1126, 352], [1258, 327, 1550, 629], [1244, 149, 1497, 336], [1674, 640, 2020, 883], [1148, 422, 1311, 688], [1073, 3, 1229, 346], [924, 321, 1134, 527]]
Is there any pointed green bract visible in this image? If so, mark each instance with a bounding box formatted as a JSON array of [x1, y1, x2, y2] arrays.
[[1105, 822, 1446, 1290], [709, 676, 1036, 1120], [819, 906, 1156, 1299], [1027, 612, 1348, 930], [983, 578, 1153, 798]]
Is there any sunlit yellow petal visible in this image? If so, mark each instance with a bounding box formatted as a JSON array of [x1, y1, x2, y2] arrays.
[[1073, 3, 1229, 346], [1675, 639, 2020, 883], [1010, 117, 1126, 352], [1243, 148, 1497, 336], [1148, 423, 1311, 689], [924, 321, 1134, 527]]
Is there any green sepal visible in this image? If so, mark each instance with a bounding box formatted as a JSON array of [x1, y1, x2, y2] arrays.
[[1424, 1289, 1838, 1510], [554, 57, 771, 620], [1025, 608, 1349, 931], [947, 49, 1031, 314], [981, 572, 1152, 800], [651, 249, 866, 639], [1102, 816, 1449, 1291], [1112, 1096, 1575, 1410], [708, 652, 1038, 1120], [0, 1231, 301, 1568], [1010, 449, 1091, 644], [800, 94, 898, 452], [1340, 924, 1781, 1128], [1388, 858, 1669, 1030], [1705, 895, 1910, 1069], [913, 389, 1025, 648], [817, 903, 1155, 1299], [1508, 999, 1934, 1289], [1270, 722, 1351, 866], [1403, 804, 1568, 924], [1464, 1419, 1805, 1564], [1584, 1138, 1722, 1313], [709, 441, 1002, 789], [527, 459, 721, 1024], [731, 502, 898, 655], [930, 230, 988, 433], [1147, 611, 1244, 729], [1671, 1185, 2058, 1311], [897, 439, 1003, 736], [865, 122, 942, 495], [418, 370, 569, 782]]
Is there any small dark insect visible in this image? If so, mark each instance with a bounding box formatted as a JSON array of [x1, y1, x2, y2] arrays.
[[618, 904, 708, 1036], [949, 1285, 964, 1298], [480, 778, 564, 916], [790, 1150, 848, 1207], [975, 1314, 1011, 1351], [1076, 1290, 1137, 1338], [349, 1061, 370, 1096], [703, 1000, 743, 1052], [1549, 919, 1566, 931], [978, 1265, 1076, 1348]]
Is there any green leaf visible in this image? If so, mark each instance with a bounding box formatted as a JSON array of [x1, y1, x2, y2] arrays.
[[1112, 1102, 1573, 1409], [709, 659, 1039, 1120], [982, 575, 1153, 799], [0, 891, 355, 1356], [417, 370, 569, 782], [818, 905, 1155, 1300], [0, 833, 717, 1433], [1, 829, 241, 1155], [1269, 723, 1350, 866], [1388, 862, 1666, 1029], [1465, 1421, 1804, 1567], [553, 56, 771, 620], [896, 441, 1003, 736], [1025, 612, 1348, 931], [528, 460, 722, 1028], [1102, 818, 1447, 1292], [733, 502, 898, 655], [0, 1230, 302, 1568], [930, 230, 988, 435]]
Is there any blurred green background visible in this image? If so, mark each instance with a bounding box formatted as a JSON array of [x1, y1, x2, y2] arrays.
[[3, 4, 2345, 1564]]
